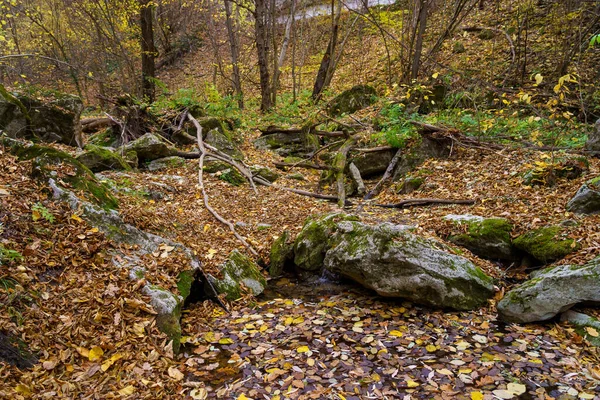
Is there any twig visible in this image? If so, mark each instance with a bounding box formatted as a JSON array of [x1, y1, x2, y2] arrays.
[[253, 176, 352, 205], [188, 114, 259, 256], [364, 148, 403, 200], [376, 198, 476, 208]]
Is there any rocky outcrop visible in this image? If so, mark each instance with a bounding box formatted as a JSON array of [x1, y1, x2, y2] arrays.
[[392, 135, 451, 181], [209, 250, 266, 300], [183, 117, 242, 159], [513, 226, 579, 264], [76, 144, 132, 172], [443, 215, 518, 261], [327, 85, 377, 116], [119, 133, 179, 163], [0, 90, 83, 147], [253, 130, 319, 157], [147, 156, 186, 171], [269, 231, 294, 276], [350, 149, 397, 178], [498, 257, 600, 323], [567, 178, 600, 214], [585, 118, 600, 156]]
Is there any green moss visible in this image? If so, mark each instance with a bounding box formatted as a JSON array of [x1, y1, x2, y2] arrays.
[[88, 128, 116, 147], [77, 144, 132, 172], [177, 270, 195, 300], [447, 217, 516, 260], [513, 226, 579, 263], [269, 231, 293, 276], [156, 312, 182, 353], [212, 250, 266, 300]]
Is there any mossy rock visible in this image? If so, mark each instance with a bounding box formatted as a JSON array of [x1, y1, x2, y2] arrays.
[[76, 144, 132, 172], [143, 284, 183, 353], [327, 85, 377, 117], [119, 133, 178, 163], [444, 215, 518, 261], [204, 162, 245, 186], [185, 117, 242, 159], [478, 29, 495, 40], [453, 41, 466, 53], [209, 250, 266, 300], [567, 178, 600, 214], [88, 127, 117, 147], [513, 226, 579, 263], [293, 213, 359, 272], [288, 173, 306, 181], [2, 136, 118, 210], [269, 231, 294, 276], [397, 176, 424, 194], [392, 136, 451, 181], [561, 311, 600, 347], [251, 165, 279, 183], [147, 156, 186, 171], [523, 156, 589, 186]]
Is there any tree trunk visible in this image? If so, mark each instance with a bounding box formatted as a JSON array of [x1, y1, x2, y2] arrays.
[[410, 0, 428, 80], [224, 0, 244, 109], [140, 0, 156, 102], [272, 0, 296, 106], [255, 0, 273, 111], [312, 0, 342, 101]]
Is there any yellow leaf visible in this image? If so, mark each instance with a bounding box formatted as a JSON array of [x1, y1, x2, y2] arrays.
[[426, 344, 437, 353], [470, 392, 484, 400], [15, 384, 32, 395], [237, 395, 249, 400], [204, 332, 218, 343], [168, 366, 184, 381], [89, 346, 104, 361], [71, 214, 83, 222], [219, 338, 234, 345], [32, 209, 41, 221], [118, 385, 135, 395], [101, 353, 123, 372], [297, 346, 309, 353], [406, 380, 420, 388], [203, 224, 210, 232], [432, 72, 439, 79], [389, 330, 403, 337], [75, 346, 89, 358], [534, 73, 543, 85], [585, 326, 599, 337]]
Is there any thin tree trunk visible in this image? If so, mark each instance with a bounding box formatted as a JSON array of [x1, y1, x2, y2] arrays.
[[224, 0, 244, 108], [410, 0, 428, 80], [255, 0, 273, 111], [312, 0, 342, 101], [272, 0, 296, 105], [140, 0, 156, 102]]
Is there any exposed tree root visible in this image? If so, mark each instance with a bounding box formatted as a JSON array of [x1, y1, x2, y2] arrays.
[[376, 198, 476, 208]]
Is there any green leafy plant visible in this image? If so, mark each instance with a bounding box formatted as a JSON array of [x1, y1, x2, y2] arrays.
[[590, 34, 600, 47], [32, 203, 55, 223], [0, 245, 23, 265]]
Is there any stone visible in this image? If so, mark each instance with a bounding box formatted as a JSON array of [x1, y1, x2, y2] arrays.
[[585, 118, 600, 156], [269, 231, 294, 276], [512, 226, 579, 264], [350, 149, 396, 178], [443, 214, 518, 261], [2, 136, 118, 210], [185, 117, 242, 159], [204, 161, 246, 186], [392, 136, 451, 181], [327, 85, 377, 116], [209, 250, 266, 300], [293, 213, 359, 272], [567, 178, 600, 214], [76, 144, 132, 172], [323, 220, 494, 310], [397, 176, 424, 194], [561, 311, 600, 346], [119, 133, 178, 163], [251, 165, 279, 183], [253, 130, 319, 157], [147, 156, 186, 171], [287, 173, 306, 181], [453, 41, 466, 53], [497, 257, 600, 323], [0, 90, 83, 147]]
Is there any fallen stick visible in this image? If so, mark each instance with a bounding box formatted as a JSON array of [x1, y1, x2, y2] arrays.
[[348, 162, 365, 195], [364, 148, 403, 200], [274, 161, 334, 171], [335, 136, 357, 207], [376, 198, 476, 208], [253, 176, 352, 206]]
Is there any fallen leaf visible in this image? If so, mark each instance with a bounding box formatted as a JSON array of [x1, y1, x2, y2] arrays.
[[88, 346, 104, 361], [168, 366, 184, 381], [297, 346, 309, 353], [118, 386, 135, 395]]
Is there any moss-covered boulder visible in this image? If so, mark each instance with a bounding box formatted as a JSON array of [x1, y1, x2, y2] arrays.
[[498, 257, 600, 323], [397, 176, 424, 194], [567, 177, 600, 214], [253, 130, 319, 157], [293, 213, 359, 272], [269, 231, 294, 276], [323, 220, 494, 310], [350, 148, 397, 178], [119, 133, 179, 163], [392, 135, 451, 181], [561, 311, 600, 347], [143, 285, 183, 353], [185, 117, 242, 159], [327, 85, 377, 116], [209, 250, 266, 300], [513, 226, 579, 264], [147, 156, 186, 171], [443, 214, 518, 261], [204, 161, 246, 186], [251, 165, 279, 183], [0, 89, 83, 147], [76, 144, 132, 172], [2, 136, 117, 210]]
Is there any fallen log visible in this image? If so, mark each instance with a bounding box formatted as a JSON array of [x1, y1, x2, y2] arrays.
[[335, 136, 358, 207], [273, 161, 334, 171], [81, 117, 116, 132], [253, 176, 352, 206], [259, 126, 346, 137], [376, 198, 476, 208], [364, 148, 402, 200]]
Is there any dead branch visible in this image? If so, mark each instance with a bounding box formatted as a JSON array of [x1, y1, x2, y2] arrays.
[[335, 135, 357, 207], [253, 176, 352, 206], [81, 117, 116, 132], [259, 126, 345, 137], [348, 162, 365, 195], [376, 198, 476, 208], [354, 146, 395, 153], [188, 114, 259, 257], [364, 148, 403, 200]]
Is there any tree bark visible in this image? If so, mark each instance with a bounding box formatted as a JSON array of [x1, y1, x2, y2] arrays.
[[312, 0, 342, 101], [140, 0, 156, 102], [224, 0, 244, 108], [255, 0, 273, 111]]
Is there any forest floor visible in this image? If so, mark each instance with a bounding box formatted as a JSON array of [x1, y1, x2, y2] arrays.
[[2, 128, 600, 399]]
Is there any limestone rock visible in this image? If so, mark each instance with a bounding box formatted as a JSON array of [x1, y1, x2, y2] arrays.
[[209, 250, 266, 300], [397, 176, 424, 194], [567, 178, 600, 214], [443, 214, 518, 261], [350, 149, 396, 178], [147, 156, 186, 171], [0, 90, 83, 147], [585, 118, 600, 156], [498, 258, 600, 323], [253, 130, 319, 157], [323, 220, 494, 310], [76, 144, 132, 172], [119, 133, 178, 163], [269, 231, 294, 276], [327, 85, 377, 116], [513, 226, 579, 264]]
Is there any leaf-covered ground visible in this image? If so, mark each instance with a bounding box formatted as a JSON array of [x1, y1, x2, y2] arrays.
[[2, 132, 600, 399]]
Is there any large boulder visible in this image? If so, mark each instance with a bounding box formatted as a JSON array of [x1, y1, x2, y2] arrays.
[[567, 178, 600, 214], [585, 118, 600, 156], [443, 214, 518, 261], [327, 85, 377, 116], [76, 144, 132, 172], [269, 231, 294, 276], [0, 90, 83, 147], [253, 130, 319, 157], [323, 220, 494, 310], [184, 117, 242, 159], [209, 250, 267, 300], [147, 156, 186, 171], [119, 133, 179, 163], [350, 148, 396, 178], [392, 135, 451, 181], [513, 226, 579, 264], [498, 258, 600, 323]]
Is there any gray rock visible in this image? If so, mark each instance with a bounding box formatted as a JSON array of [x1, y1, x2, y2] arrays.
[[512, 226, 579, 264], [0, 91, 83, 147], [350, 149, 396, 178], [147, 156, 186, 171], [119, 133, 178, 162], [561, 310, 600, 346], [269, 231, 294, 277], [209, 250, 266, 300], [253, 131, 319, 157], [392, 136, 451, 181], [251, 165, 279, 183], [585, 118, 600, 156], [567, 179, 600, 214], [498, 257, 600, 323], [323, 220, 494, 310], [443, 214, 518, 261], [76, 144, 132, 172], [397, 176, 425, 194], [327, 85, 377, 116]]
